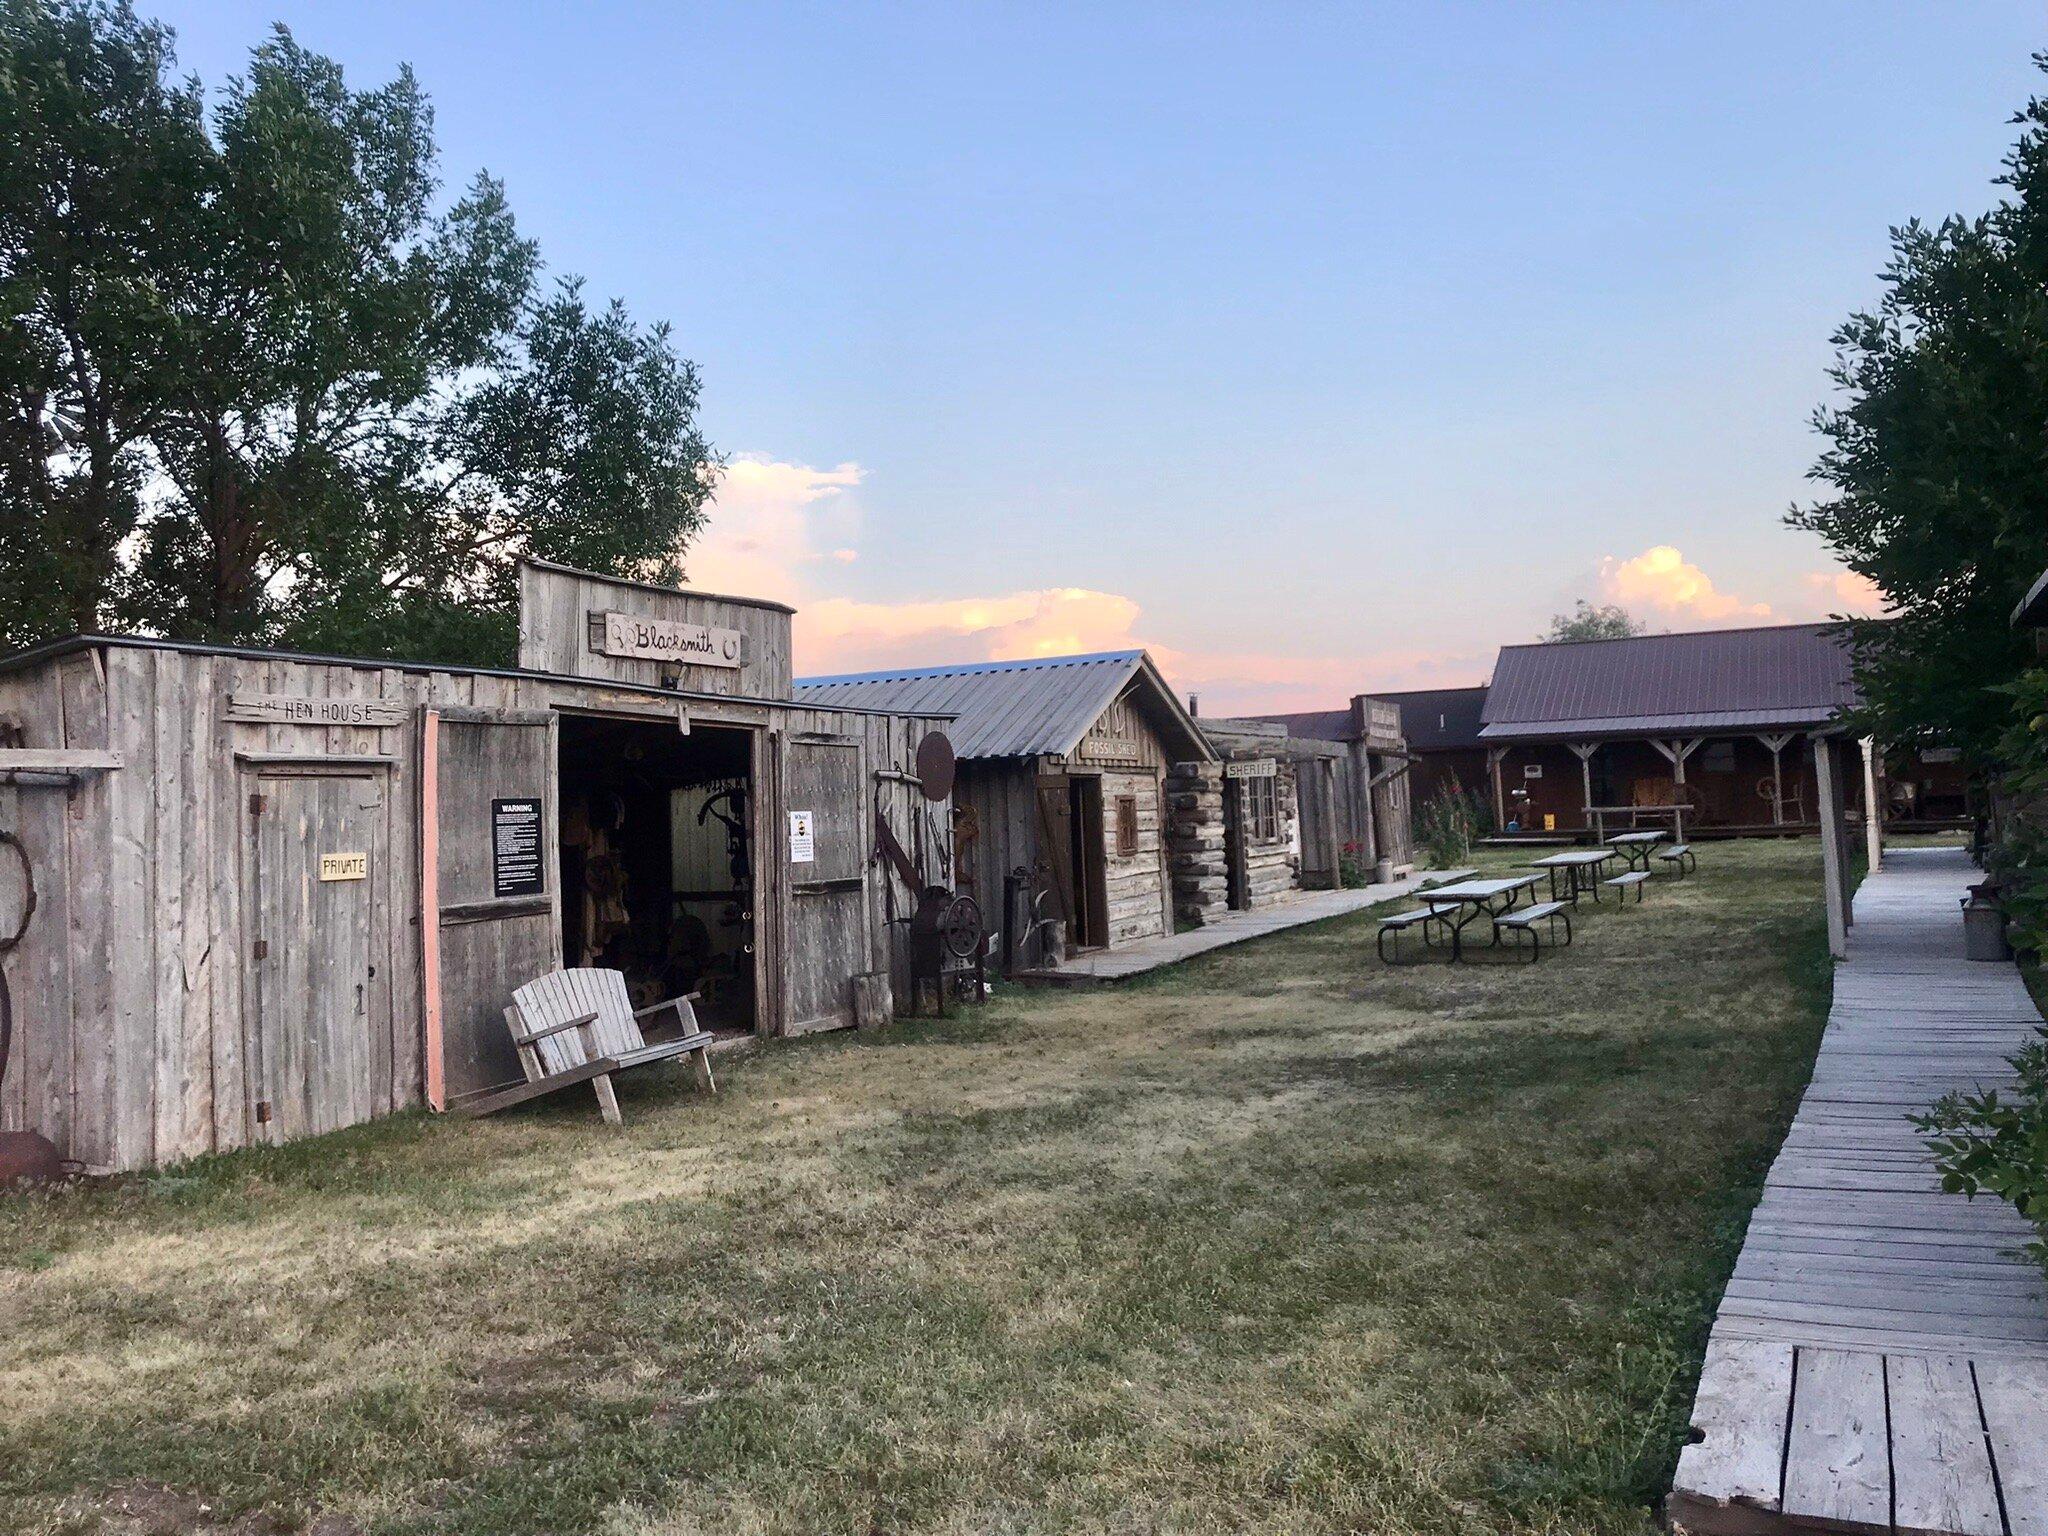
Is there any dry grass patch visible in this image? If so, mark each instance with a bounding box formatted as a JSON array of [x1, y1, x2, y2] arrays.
[[0, 838, 1851, 1534]]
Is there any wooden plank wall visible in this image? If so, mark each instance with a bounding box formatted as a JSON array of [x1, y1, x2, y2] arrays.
[[1077, 694, 1171, 945], [516, 562, 794, 698], [953, 761, 1038, 962], [0, 644, 950, 1171]]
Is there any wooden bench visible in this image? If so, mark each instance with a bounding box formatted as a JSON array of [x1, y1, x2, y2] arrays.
[[1656, 843, 1697, 877], [1377, 907, 1445, 963], [1493, 899, 1572, 961], [1604, 871, 1652, 903], [461, 968, 718, 1125]]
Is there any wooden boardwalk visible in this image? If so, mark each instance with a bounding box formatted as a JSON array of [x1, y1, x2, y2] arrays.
[[1671, 847, 2048, 1536], [1010, 868, 1476, 984]]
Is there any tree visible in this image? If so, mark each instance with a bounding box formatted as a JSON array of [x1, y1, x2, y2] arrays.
[[1543, 600, 1643, 643], [0, 2, 716, 660], [1788, 57, 2048, 765]]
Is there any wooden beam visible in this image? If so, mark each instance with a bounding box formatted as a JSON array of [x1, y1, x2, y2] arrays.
[[0, 747, 122, 777], [1487, 746, 1508, 832], [1861, 737, 1883, 875], [1814, 735, 1848, 959], [1757, 733, 1795, 826], [421, 709, 444, 1112], [1569, 742, 1598, 838]]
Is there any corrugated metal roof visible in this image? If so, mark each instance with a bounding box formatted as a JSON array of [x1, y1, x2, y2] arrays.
[[1478, 624, 1859, 741], [1243, 708, 1352, 742], [1371, 686, 1491, 752], [2016, 566, 2048, 628], [794, 650, 1211, 760]]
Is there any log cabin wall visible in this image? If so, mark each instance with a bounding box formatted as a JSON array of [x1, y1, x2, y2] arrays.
[[0, 641, 948, 1172], [1073, 694, 1172, 945]]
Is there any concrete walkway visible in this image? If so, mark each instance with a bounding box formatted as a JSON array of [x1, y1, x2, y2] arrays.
[[1010, 867, 1475, 985], [1671, 847, 2048, 1536]]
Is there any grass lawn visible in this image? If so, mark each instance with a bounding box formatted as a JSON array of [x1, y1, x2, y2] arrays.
[[1, 838, 1853, 1536]]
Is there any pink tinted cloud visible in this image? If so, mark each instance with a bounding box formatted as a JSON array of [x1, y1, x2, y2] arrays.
[[703, 455, 1479, 712], [1800, 568, 1888, 617], [1599, 545, 1772, 624]]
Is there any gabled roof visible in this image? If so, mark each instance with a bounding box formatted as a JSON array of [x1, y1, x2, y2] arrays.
[[793, 650, 1214, 762], [1478, 623, 1860, 742], [1369, 686, 1491, 752], [1245, 708, 1352, 742], [2016, 566, 2048, 628]]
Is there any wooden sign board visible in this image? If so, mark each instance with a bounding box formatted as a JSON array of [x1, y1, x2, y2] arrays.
[[318, 851, 367, 882], [227, 694, 405, 728], [1077, 736, 1144, 766], [1225, 758, 1277, 779], [589, 610, 744, 669]]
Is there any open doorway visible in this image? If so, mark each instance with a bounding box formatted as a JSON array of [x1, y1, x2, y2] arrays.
[[557, 713, 757, 1039], [1067, 776, 1109, 950]]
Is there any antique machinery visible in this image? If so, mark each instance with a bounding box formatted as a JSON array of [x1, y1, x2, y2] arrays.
[[875, 730, 985, 1016]]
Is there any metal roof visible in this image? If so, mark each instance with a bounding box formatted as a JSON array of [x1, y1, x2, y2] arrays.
[[1478, 624, 1860, 742], [1243, 707, 1352, 742], [793, 650, 1213, 761], [1369, 686, 1491, 752]]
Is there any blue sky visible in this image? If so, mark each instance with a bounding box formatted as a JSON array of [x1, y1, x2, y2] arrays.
[[151, 2, 2046, 710]]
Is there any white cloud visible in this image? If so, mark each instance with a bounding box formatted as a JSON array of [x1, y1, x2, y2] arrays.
[[1801, 568, 1887, 617], [1600, 545, 1771, 624], [683, 455, 864, 604]]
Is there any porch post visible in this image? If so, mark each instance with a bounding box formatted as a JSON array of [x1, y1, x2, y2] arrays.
[[1568, 741, 1599, 840], [1648, 737, 1704, 843], [1487, 746, 1509, 831], [1758, 733, 1795, 826], [1813, 734, 1848, 958], [1861, 736, 1883, 874]]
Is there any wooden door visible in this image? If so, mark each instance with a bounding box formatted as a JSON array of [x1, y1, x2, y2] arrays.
[[425, 706, 560, 1104], [1069, 776, 1108, 949], [1034, 775, 1076, 950], [781, 732, 869, 1034], [248, 769, 391, 1141]]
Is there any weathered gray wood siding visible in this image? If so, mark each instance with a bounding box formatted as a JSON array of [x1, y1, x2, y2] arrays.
[[0, 643, 947, 1171], [516, 561, 793, 698], [1075, 693, 1171, 944], [952, 760, 1037, 964]]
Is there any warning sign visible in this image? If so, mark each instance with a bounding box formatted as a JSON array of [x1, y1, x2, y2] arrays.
[[492, 797, 545, 897], [788, 810, 816, 864]]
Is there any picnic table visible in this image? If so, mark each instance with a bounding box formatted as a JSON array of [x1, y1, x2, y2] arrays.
[[1418, 874, 1544, 961], [1528, 848, 1618, 904], [1605, 830, 1668, 873]]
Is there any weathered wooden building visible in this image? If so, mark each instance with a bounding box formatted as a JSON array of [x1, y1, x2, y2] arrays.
[[1236, 694, 1417, 872], [0, 560, 953, 1172], [793, 651, 1214, 968]]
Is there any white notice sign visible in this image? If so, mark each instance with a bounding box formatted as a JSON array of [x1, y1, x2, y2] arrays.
[[788, 810, 816, 864]]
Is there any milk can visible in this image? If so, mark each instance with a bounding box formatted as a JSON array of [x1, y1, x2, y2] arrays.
[[1961, 886, 2013, 962]]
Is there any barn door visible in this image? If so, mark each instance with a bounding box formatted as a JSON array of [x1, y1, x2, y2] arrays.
[[1033, 774, 1076, 950], [780, 732, 870, 1034], [248, 768, 391, 1141], [424, 706, 560, 1105]]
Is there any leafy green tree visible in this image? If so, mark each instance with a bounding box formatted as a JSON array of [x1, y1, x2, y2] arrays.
[[0, 2, 715, 660], [1542, 600, 1643, 642], [1789, 59, 2048, 764]]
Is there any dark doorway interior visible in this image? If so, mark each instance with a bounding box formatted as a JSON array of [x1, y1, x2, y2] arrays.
[[557, 714, 756, 1037], [1067, 775, 1109, 950]]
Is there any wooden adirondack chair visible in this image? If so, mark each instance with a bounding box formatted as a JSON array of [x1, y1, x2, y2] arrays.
[[470, 968, 717, 1125]]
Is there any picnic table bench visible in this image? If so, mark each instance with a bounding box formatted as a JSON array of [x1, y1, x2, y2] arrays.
[[1527, 848, 1618, 904], [1604, 830, 1668, 873], [1492, 899, 1572, 961], [1413, 874, 1544, 962], [1655, 842, 1697, 877], [1605, 870, 1652, 902]]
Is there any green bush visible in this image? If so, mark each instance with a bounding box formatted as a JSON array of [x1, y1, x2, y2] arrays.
[[1915, 1029, 2048, 1280], [1416, 790, 1484, 868]]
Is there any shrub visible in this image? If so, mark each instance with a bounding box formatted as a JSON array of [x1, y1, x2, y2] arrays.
[[1914, 1029, 2048, 1280], [1416, 791, 1483, 868], [1338, 840, 1370, 888]]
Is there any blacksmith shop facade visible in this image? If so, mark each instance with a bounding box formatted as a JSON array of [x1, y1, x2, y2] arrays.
[[0, 561, 955, 1173]]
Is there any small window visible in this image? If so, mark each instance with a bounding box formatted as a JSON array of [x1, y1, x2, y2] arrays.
[[1115, 795, 1139, 857], [1702, 741, 1737, 774], [1245, 772, 1280, 843]]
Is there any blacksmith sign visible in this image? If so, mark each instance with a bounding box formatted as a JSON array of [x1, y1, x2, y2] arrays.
[[588, 610, 745, 669]]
